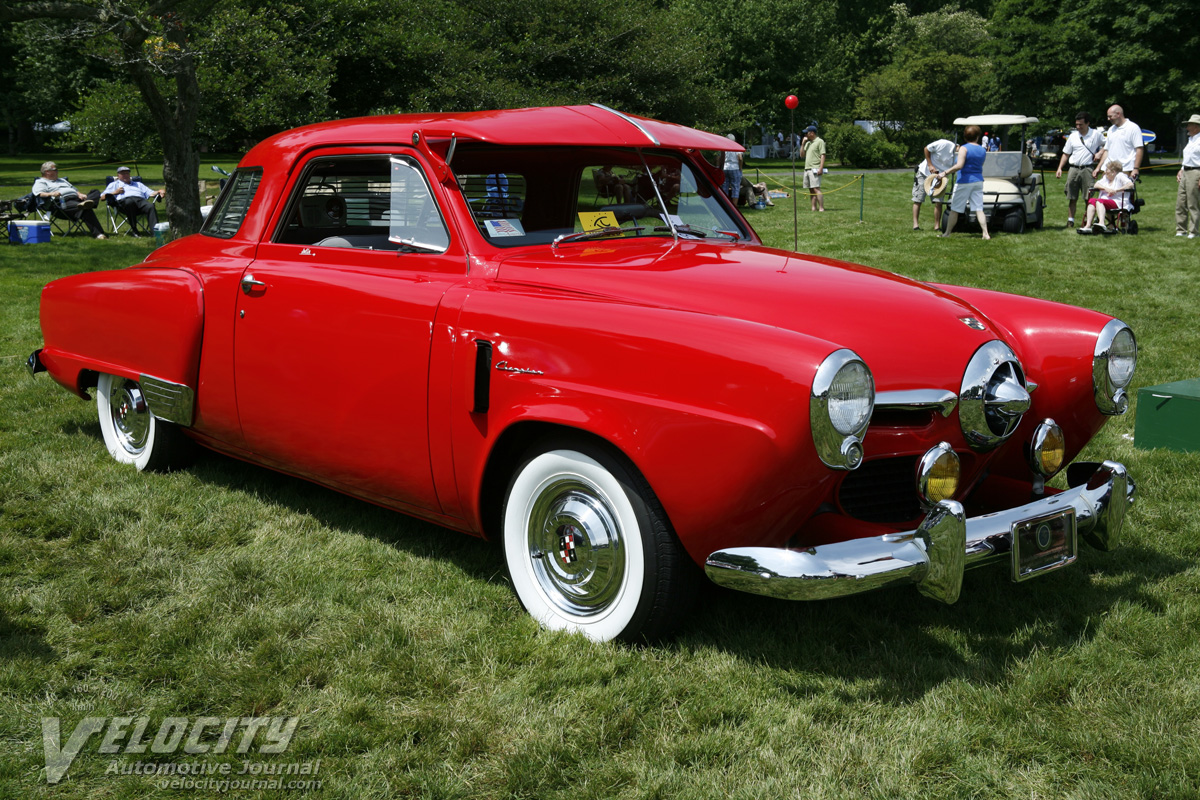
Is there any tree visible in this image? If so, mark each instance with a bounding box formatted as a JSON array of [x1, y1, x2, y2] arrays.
[[989, 0, 1199, 140], [855, 3, 995, 133], [669, 0, 853, 135], [1, 0, 223, 233], [325, 0, 744, 132]]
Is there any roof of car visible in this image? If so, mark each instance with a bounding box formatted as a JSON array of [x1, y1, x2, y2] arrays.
[[953, 115, 1039, 126], [242, 104, 741, 166]]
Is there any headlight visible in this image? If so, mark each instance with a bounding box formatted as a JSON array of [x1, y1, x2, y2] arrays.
[[811, 349, 874, 470], [1093, 320, 1136, 415], [1028, 418, 1065, 476]]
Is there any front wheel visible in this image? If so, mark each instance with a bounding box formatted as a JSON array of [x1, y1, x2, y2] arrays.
[[502, 443, 696, 642], [96, 373, 192, 472]]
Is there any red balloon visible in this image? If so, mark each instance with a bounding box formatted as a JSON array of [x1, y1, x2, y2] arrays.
[[785, 95, 799, 110]]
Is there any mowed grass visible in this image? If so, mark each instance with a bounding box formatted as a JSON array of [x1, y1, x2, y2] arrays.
[[2, 168, 1200, 799]]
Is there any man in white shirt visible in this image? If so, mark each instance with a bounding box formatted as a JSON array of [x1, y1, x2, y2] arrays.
[[1176, 114, 1200, 238], [31, 161, 107, 238], [101, 166, 165, 237], [1093, 104, 1144, 181], [1056, 112, 1105, 227], [912, 138, 957, 230]]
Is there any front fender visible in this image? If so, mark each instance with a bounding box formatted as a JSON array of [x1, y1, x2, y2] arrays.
[[450, 287, 847, 564], [935, 282, 1121, 475], [38, 266, 204, 402]]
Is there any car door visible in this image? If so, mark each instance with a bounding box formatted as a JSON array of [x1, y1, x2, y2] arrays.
[[233, 151, 464, 513]]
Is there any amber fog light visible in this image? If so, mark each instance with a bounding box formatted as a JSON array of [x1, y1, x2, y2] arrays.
[[917, 442, 960, 508], [1029, 418, 1066, 477]]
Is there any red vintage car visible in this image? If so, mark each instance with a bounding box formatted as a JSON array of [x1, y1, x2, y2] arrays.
[[28, 105, 1136, 642]]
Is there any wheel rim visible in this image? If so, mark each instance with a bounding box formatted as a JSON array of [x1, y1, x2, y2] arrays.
[[527, 478, 626, 617], [107, 378, 150, 456]]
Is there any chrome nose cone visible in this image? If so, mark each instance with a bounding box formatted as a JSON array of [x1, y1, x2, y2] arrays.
[[986, 370, 1031, 420]]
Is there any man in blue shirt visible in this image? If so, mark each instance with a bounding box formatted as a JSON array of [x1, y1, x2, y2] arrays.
[[101, 166, 164, 236]]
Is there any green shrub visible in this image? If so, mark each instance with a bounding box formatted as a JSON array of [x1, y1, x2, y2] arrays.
[[825, 123, 908, 168]]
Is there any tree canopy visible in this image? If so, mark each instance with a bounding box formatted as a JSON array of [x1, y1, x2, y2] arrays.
[[2, 0, 1197, 217]]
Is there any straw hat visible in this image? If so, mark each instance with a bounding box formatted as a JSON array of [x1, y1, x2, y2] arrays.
[[1185, 114, 1200, 126], [924, 173, 949, 197]]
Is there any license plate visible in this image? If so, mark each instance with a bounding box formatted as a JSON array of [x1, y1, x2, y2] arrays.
[[1011, 507, 1077, 581]]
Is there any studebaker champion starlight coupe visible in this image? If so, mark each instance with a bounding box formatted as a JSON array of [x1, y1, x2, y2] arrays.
[[28, 105, 1137, 642]]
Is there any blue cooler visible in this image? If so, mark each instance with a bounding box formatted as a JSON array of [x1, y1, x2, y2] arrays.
[[9, 220, 51, 244]]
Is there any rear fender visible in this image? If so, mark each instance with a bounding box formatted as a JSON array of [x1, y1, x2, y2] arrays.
[[39, 267, 204, 414]]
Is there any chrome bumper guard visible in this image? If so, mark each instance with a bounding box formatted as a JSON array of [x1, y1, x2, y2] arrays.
[[705, 461, 1133, 604]]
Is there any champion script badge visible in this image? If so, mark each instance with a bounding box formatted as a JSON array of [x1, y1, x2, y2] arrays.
[[495, 360, 544, 375]]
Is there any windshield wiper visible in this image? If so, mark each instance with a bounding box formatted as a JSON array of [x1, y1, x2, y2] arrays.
[[552, 226, 644, 249], [653, 224, 739, 241]]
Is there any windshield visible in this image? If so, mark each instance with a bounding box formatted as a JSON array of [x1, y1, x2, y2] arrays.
[[453, 146, 748, 247]]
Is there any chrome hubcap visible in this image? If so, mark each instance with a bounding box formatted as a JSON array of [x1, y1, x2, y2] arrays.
[[108, 379, 149, 456], [527, 479, 625, 616]]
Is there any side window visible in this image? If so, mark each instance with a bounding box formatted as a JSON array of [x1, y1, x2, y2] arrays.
[[275, 155, 449, 252], [202, 168, 262, 239]]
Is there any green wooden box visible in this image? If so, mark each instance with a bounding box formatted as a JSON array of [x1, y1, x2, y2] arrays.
[[1134, 378, 1200, 453]]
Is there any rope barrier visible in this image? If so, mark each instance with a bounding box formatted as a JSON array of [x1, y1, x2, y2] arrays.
[[756, 170, 864, 195]]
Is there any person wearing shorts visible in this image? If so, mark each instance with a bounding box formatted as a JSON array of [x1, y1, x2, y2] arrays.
[[1055, 111, 1103, 227], [939, 125, 990, 240], [912, 138, 956, 230], [800, 126, 826, 211]]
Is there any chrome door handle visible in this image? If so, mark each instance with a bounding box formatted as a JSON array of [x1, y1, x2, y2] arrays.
[[240, 275, 266, 295]]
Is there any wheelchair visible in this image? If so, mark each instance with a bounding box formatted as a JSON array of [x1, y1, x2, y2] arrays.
[[1079, 179, 1144, 235]]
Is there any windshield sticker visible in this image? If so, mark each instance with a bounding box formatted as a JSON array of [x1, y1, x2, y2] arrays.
[[578, 211, 618, 231], [483, 218, 525, 237]]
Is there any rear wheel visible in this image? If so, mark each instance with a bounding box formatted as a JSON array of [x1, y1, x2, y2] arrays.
[[96, 373, 192, 472], [502, 441, 696, 642]]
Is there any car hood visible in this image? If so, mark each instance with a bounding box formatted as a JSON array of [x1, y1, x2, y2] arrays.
[[494, 241, 1000, 391]]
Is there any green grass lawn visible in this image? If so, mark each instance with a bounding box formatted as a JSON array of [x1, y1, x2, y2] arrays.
[[2, 169, 1198, 799]]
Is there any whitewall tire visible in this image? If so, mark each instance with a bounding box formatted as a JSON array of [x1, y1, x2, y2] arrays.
[[502, 443, 695, 642], [96, 373, 190, 472]]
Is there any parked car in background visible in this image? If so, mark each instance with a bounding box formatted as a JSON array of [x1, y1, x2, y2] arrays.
[[29, 105, 1136, 642], [1033, 129, 1067, 169]]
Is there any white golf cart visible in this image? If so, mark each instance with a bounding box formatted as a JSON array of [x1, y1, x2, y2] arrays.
[[943, 114, 1047, 234]]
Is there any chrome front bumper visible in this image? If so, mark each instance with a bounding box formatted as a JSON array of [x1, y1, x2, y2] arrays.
[[705, 461, 1133, 604]]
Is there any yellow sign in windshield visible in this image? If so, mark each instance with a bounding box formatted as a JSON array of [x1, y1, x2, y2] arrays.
[[578, 211, 618, 231]]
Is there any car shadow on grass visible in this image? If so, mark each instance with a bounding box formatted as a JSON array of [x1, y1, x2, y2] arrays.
[[0, 611, 57, 662], [64, 421, 1183, 700], [681, 531, 1183, 700], [183, 446, 504, 583]]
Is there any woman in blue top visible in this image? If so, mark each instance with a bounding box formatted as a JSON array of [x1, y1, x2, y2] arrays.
[[939, 125, 990, 240]]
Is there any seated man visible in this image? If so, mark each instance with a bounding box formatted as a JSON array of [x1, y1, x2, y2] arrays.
[[101, 167, 165, 236], [738, 177, 774, 207], [31, 161, 107, 239]]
